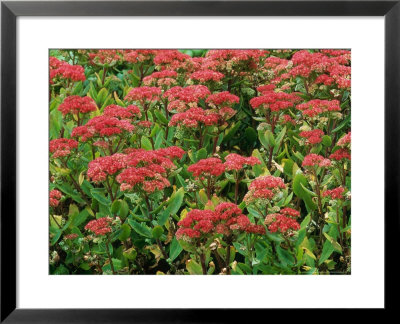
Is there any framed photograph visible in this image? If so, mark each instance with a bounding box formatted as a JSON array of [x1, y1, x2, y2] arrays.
[[1, 0, 397, 321]]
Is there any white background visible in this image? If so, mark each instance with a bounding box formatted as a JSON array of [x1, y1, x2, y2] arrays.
[[17, 17, 384, 308]]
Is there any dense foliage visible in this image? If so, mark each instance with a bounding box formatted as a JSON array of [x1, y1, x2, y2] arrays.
[[49, 49, 351, 275]]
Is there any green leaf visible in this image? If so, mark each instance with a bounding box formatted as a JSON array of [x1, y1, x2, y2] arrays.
[[169, 237, 183, 261], [53, 264, 69, 275], [111, 200, 121, 214], [128, 219, 152, 238], [323, 233, 343, 254], [276, 245, 294, 266], [319, 240, 334, 265], [273, 126, 286, 154], [118, 223, 131, 241], [245, 127, 257, 144], [141, 136, 152, 150], [258, 129, 275, 149], [196, 148, 207, 161], [118, 200, 129, 219], [71, 208, 89, 227], [158, 188, 184, 226], [293, 174, 316, 212], [186, 259, 203, 275], [332, 114, 351, 133], [152, 225, 164, 239], [153, 109, 169, 125], [96, 88, 109, 107], [50, 227, 62, 246], [90, 188, 110, 206], [222, 121, 241, 143], [322, 135, 332, 147], [178, 239, 197, 253]]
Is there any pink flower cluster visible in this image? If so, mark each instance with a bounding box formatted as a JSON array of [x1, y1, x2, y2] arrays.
[[337, 131, 351, 147], [264, 210, 300, 234], [190, 70, 225, 83], [50, 57, 86, 84], [164, 85, 211, 112], [102, 104, 141, 119], [187, 157, 225, 178], [87, 153, 128, 182], [50, 189, 63, 207], [224, 153, 261, 171], [250, 92, 302, 112], [114, 147, 185, 193], [58, 96, 97, 117], [244, 176, 285, 204], [296, 99, 341, 117], [84, 217, 113, 236], [72, 115, 134, 141], [142, 70, 178, 88], [169, 107, 220, 128], [153, 50, 193, 71], [49, 138, 78, 158], [329, 148, 351, 161], [88, 50, 121, 66], [124, 87, 162, 106], [302, 154, 331, 167], [176, 202, 265, 240], [299, 129, 324, 145], [123, 50, 158, 64], [323, 187, 345, 200]]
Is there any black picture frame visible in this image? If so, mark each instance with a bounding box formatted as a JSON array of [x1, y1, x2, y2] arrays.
[[1, 0, 398, 321]]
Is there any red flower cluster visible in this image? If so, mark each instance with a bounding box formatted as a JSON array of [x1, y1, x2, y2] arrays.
[[337, 131, 351, 147], [299, 129, 324, 145], [214, 202, 265, 235], [87, 153, 127, 182], [187, 157, 225, 178], [176, 202, 265, 240], [263, 57, 290, 75], [206, 91, 240, 107], [176, 209, 217, 239], [84, 217, 113, 236], [244, 176, 285, 204], [280, 207, 300, 217], [64, 233, 79, 240], [296, 99, 340, 117], [329, 148, 351, 161], [264, 212, 300, 234], [302, 154, 331, 167], [257, 84, 276, 94], [58, 96, 97, 117], [102, 104, 141, 119], [50, 189, 62, 207], [164, 85, 211, 112], [203, 50, 265, 73], [190, 70, 225, 83], [72, 115, 134, 141], [281, 114, 296, 126], [50, 57, 85, 84], [88, 50, 121, 66], [169, 107, 220, 128], [49, 138, 78, 158], [153, 50, 193, 71], [143, 70, 178, 88], [323, 187, 345, 200], [124, 87, 161, 106], [123, 50, 158, 64], [224, 153, 261, 171], [117, 167, 171, 193], [123, 147, 184, 171], [115, 147, 185, 193], [250, 92, 301, 112]]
